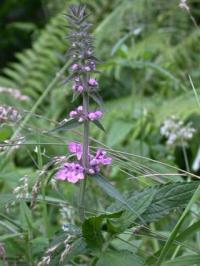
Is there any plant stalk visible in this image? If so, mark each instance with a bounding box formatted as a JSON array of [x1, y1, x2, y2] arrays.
[[79, 92, 89, 220]]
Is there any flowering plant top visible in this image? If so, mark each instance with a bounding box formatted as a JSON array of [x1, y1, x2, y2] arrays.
[[55, 5, 112, 184]]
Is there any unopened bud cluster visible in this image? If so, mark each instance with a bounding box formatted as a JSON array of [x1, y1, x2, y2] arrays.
[[69, 105, 103, 122], [66, 5, 99, 94]]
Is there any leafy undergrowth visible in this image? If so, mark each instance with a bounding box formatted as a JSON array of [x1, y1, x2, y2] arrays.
[[1, 0, 200, 265]]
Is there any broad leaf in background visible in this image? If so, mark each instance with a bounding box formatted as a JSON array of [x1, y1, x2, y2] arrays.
[[106, 120, 133, 146], [161, 255, 200, 266], [141, 181, 200, 223], [96, 250, 144, 266], [93, 174, 146, 224], [107, 189, 155, 233]]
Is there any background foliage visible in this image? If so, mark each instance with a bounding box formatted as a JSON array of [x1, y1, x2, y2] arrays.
[[0, 0, 200, 265]]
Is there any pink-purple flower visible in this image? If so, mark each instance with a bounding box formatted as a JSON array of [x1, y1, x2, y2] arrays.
[[72, 77, 85, 92], [88, 111, 103, 121], [55, 163, 84, 183], [71, 64, 79, 71], [69, 106, 103, 122], [55, 142, 112, 183], [68, 142, 83, 160], [84, 66, 91, 72], [69, 106, 85, 122], [88, 78, 98, 87]]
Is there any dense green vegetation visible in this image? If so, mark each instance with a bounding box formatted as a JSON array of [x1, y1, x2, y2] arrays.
[[0, 0, 200, 265]]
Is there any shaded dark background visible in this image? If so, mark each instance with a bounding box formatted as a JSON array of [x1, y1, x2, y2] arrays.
[[0, 0, 46, 68]]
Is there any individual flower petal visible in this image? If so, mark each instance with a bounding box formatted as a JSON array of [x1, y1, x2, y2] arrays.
[[95, 111, 103, 118], [94, 149, 112, 165], [77, 106, 83, 112], [88, 78, 98, 87], [69, 111, 77, 118], [55, 168, 68, 181], [68, 142, 83, 160], [88, 111, 103, 121], [88, 112, 96, 121], [71, 64, 79, 71], [77, 85, 84, 92], [84, 66, 91, 72]]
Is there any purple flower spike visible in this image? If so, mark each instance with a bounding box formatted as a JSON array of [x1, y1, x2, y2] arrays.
[[55, 5, 112, 186]]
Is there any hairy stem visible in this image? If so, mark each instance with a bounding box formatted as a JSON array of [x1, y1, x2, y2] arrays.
[[79, 92, 90, 220]]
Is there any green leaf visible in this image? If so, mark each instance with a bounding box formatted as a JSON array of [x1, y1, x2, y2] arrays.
[[106, 120, 133, 146], [0, 233, 23, 242], [0, 194, 16, 210], [162, 255, 200, 266], [93, 174, 146, 224], [62, 238, 87, 263], [176, 219, 200, 243], [90, 92, 103, 106], [82, 212, 123, 251], [147, 218, 200, 264], [108, 189, 155, 233], [156, 184, 200, 265], [47, 119, 81, 133], [19, 202, 34, 230], [31, 237, 49, 256], [92, 120, 106, 132], [96, 250, 144, 266], [141, 181, 200, 223], [72, 91, 81, 102]]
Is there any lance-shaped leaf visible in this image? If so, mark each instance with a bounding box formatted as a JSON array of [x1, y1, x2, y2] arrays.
[[92, 120, 106, 132], [90, 92, 103, 106], [47, 118, 81, 133]]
